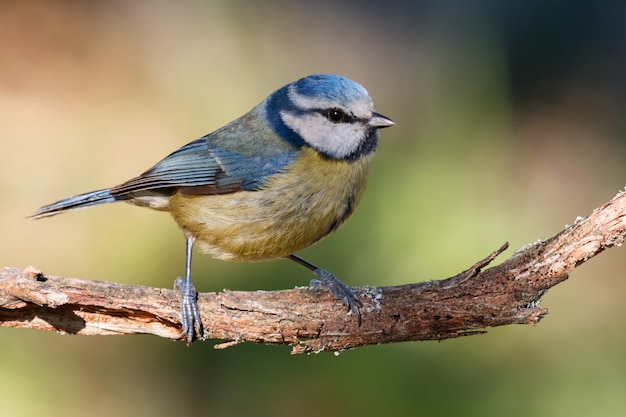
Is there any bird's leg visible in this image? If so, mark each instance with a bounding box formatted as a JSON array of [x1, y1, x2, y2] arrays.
[[288, 254, 363, 325], [174, 234, 203, 344]]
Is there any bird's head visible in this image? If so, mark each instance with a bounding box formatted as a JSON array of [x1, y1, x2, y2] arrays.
[[266, 74, 394, 161]]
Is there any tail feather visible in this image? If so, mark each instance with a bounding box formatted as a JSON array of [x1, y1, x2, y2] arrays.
[[30, 189, 119, 219]]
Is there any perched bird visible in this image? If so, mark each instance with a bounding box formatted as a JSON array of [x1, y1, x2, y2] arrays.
[[31, 74, 394, 343]]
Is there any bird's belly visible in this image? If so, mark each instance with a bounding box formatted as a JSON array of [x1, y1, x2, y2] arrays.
[[168, 149, 372, 261]]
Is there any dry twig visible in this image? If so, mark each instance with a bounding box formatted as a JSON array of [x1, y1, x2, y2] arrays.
[[2, 190, 625, 354]]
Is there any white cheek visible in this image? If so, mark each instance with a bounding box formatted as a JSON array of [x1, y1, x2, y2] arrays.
[[281, 112, 365, 159]]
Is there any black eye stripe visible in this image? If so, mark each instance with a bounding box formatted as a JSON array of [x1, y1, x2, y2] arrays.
[[314, 108, 361, 124]]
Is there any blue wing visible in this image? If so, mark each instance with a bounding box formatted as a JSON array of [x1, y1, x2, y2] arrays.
[[31, 109, 302, 219], [110, 133, 298, 198]]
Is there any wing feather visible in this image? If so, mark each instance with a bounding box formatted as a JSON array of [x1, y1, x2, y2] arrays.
[[110, 131, 299, 198]]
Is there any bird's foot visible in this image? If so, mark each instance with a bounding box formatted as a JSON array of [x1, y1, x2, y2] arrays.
[[310, 269, 363, 325], [174, 277, 203, 345]]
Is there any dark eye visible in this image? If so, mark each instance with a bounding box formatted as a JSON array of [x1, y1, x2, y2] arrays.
[[325, 108, 347, 123]]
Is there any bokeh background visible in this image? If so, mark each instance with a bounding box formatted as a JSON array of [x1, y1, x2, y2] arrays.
[[2, 1, 626, 416]]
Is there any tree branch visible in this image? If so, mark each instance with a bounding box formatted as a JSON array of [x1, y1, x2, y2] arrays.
[[2, 190, 626, 353]]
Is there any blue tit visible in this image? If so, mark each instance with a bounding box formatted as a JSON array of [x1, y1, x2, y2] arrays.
[[31, 74, 394, 343]]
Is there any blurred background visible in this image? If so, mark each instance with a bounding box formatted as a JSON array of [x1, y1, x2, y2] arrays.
[[2, 1, 626, 416]]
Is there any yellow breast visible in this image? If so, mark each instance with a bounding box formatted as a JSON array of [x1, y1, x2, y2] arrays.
[[167, 147, 373, 261]]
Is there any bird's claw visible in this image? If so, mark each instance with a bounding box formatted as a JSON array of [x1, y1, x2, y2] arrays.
[[310, 270, 363, 325], [174, 276, 203, 345]]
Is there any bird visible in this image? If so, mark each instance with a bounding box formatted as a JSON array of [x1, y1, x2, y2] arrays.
[[31, 74, 394, 343]]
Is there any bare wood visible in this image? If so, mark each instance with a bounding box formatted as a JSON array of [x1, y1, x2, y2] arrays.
[[2, 190, 626, 354]]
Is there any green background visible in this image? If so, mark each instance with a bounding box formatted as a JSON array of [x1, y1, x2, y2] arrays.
[[2, 1, 625, 416]]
